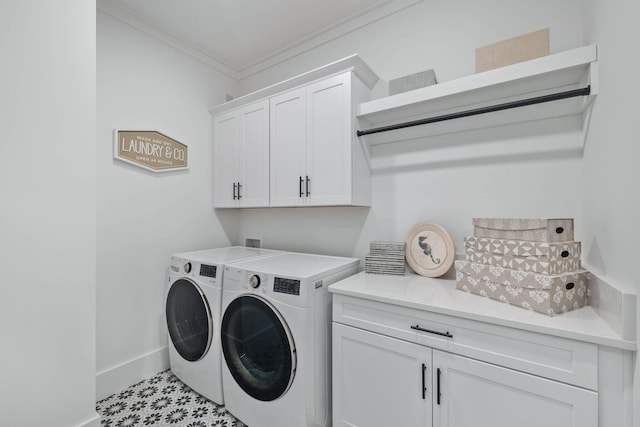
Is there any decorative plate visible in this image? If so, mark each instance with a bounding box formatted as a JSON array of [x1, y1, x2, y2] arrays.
[[406, 222, 455, 277]]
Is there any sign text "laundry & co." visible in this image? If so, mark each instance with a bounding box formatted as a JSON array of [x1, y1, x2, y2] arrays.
[[114, 130, 188, 172]]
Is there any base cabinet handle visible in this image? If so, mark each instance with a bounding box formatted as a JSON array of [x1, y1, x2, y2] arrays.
[[233, 183, 237, 200], [437, 368, 442, 405], [421, 363, 427, 399], [299, 176, 303, 197], [411, 324, 453, 338], [237, 182, 242, 199]]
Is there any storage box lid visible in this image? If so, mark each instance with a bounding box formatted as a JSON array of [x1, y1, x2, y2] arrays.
[[472, 218, 573, 231]]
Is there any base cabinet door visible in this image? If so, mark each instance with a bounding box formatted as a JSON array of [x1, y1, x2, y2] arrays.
[[432, 350, 598, 427], [332, 323, 432, 427]]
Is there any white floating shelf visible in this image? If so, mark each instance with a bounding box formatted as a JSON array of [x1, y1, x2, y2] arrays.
[[357, 44, 598, 145]]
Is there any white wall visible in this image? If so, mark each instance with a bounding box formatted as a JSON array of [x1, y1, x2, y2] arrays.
[[236, 1, 640, 423], [236, 0, 586, 266], [239, 0, 584, 94], [0, 1, 98, 426], [583, 0, 640, 424], [96, 11, 238, 399]]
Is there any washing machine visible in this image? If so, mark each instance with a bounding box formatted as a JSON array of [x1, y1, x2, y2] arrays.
[[220, 252, 359, 427], [165, 246, 283, 405]]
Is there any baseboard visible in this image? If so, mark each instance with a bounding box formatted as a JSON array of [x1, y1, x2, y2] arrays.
[[78, 412, 101, 427], [96, 346, 169, 401]]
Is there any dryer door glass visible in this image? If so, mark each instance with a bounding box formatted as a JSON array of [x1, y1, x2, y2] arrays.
[[166, 279, 212, 362], [221, 295, 296, 401]]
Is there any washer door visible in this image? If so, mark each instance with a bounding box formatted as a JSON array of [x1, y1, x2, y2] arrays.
[[166, 278, 213, 362], [221, 295, 296, 402]]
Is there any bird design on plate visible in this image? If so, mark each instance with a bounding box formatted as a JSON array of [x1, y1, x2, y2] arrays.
[[418, 235, 441, 264]]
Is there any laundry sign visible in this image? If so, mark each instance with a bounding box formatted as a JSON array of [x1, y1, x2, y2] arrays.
[[114, 130, 188, 172]]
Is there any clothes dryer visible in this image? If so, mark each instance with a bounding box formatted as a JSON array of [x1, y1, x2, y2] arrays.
[[220, 252, 359, 427], [165, 246, 283, 404]]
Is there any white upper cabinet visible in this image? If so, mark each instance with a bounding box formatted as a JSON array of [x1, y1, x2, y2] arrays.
[[271, 72, 369, 207], [210, 55, 379, 209], [213, 100, 269, 208], [213, 110, 239, 208], [307, 74, 354, 206], [269, 87, 307, 207]]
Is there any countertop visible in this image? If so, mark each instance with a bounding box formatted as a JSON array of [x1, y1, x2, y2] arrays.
[[328, 271, 636, 351]]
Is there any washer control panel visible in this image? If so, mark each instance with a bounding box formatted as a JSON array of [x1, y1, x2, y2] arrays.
[[169, 257, 220, 286], [273, 277, 300, 296]]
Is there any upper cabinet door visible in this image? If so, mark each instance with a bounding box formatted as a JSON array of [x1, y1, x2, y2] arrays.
[[306, 73, 352, 206], [213, 101, 270, 208], [432, 349, 598, 427], [238, 100, 270, 207], [269, 87, 307, 207], [213, 111, 239, 208]]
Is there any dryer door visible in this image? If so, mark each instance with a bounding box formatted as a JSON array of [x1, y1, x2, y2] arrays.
[[166, 278, 213, 362], [221, 295, 296, 401]]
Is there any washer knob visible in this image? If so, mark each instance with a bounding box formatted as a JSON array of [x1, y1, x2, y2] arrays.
[[249, 274, 261, 289], [184, 262, 192, 273]]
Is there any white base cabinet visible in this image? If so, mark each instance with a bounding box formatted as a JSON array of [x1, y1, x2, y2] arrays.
[[333, 322, 597, 427], [433, 350, 597, 427], [332, 293, 604, 427], [333, 323, 432, 427]]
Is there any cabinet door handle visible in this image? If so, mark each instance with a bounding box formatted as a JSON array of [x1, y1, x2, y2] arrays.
[[237, 182, 242, 199], [305, 175, 310, 196], [437, 368, 442, 405], [421, 363, 427, 400], [299, 176, 304, 197], [411, 324, 453, 338], [233, 183, 237, 200]]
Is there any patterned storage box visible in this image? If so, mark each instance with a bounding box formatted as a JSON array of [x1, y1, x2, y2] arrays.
[[464, 247, 581, 275], [464, 237, 581, 258], [455, 260, 588, 316], [473, 218, 574, 243]]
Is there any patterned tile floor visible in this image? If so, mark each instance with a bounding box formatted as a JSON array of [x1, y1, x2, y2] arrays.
[[96, 370, 246, 427]]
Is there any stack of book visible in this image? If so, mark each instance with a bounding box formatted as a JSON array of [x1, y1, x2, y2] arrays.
[[365, 241, 405, 276], [455, 218, 588, 316]]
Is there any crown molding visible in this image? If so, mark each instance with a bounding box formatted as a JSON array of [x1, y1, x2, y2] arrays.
[[97, 0, 240, 79], [209, 54, 379, 116], [97, 0, 423, 81], [238, 0, 423, 79]]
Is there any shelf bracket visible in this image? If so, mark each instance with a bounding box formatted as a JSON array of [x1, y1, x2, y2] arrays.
[[357, 86, 591, 137]]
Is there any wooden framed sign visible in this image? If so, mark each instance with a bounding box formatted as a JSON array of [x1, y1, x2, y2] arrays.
[[114, 130, 188, 172]]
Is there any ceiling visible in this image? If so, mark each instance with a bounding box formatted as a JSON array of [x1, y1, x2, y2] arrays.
[[98, 0, 419, 78]]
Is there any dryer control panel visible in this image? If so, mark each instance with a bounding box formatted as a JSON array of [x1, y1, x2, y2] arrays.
[[200, 264, 217, 278], [273, 277, 300, 296]]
